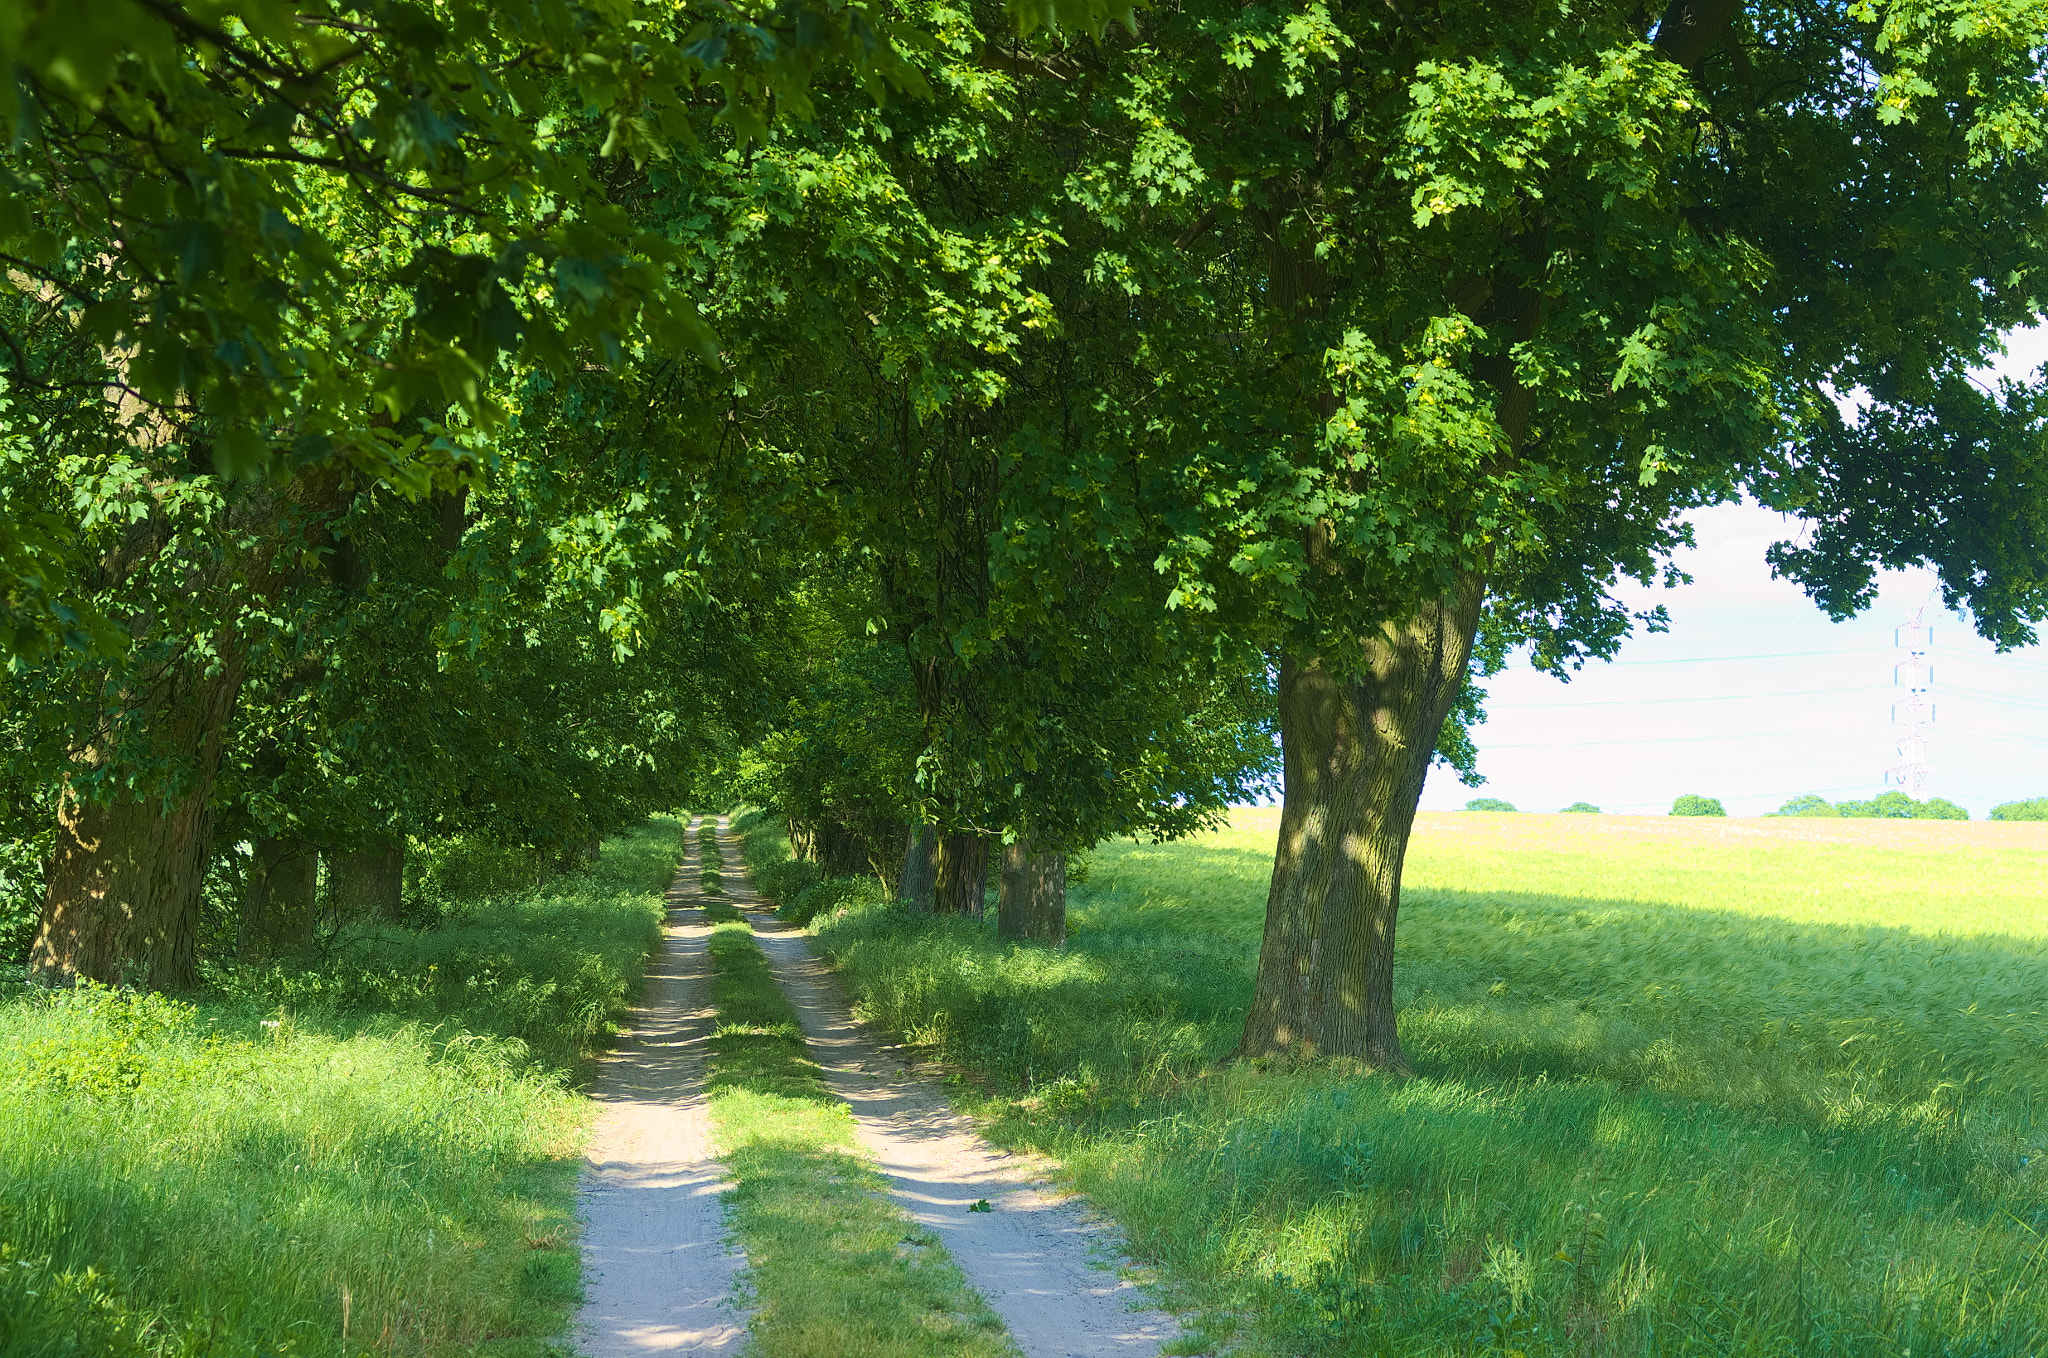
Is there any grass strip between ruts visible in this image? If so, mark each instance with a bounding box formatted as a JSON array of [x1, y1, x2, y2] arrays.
[[698, 820, 725, 896], [701, 913, 1019, 1358]]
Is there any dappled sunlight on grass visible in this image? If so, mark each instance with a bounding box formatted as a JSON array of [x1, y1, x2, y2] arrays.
[[811, 810, 2048, 1356]]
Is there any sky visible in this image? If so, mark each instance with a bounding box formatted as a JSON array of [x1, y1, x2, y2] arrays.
[[1414, 332, 2048, 819]]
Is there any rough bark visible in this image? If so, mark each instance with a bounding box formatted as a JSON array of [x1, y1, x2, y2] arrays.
[[31, 652, 244, 989], [328, 843, 404, 921], [240, 835, 319, 960], [900, 825, 938, 911], [1235, 575, 1485, 1070], [932, 830, 988, 917], [996, 839, 1066, 946]]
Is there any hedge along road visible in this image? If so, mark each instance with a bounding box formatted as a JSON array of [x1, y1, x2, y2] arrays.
[[713, 813, 1179, 1358], [576, 814, 745, 1356]]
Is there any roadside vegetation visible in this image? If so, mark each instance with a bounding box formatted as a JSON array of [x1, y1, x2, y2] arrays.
[[0, 819, 676, 1358], [747, 810, 2048, 1357], [700, 901, 1016, 1358]]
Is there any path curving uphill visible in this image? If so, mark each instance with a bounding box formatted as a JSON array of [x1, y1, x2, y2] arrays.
[[575, 815, 744, 1357], [715, 814, 1178, 1358]]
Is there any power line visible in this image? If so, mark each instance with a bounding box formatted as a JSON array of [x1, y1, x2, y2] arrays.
[[1490, 684, 1889, 710], [1606, 645, 1891, 666]]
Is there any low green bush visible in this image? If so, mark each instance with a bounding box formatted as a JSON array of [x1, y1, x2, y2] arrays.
[[1560, 802, 1600, 813], [1990, 796, 2048, 821], [1464, 797, 1517, 812], [1670, 793, 1726, 816], [780, 876, 887, 928]]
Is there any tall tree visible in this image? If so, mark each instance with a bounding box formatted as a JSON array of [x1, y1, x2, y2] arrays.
[[1018, 0, 2048, 1067]]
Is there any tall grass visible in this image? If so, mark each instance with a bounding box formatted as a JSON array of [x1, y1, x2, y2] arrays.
[[0, 817, 677, 1357], [794, 810, 2048, 1357]]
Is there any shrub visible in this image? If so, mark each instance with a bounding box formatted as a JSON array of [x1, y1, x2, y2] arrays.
[[779, 876, 885, 927], [1561, 802, 1600, 813], [1774, 794, 1839, 817], [753, 857, 823, 908], [1465, 798, 1517, 812], [1670, 794, 1726, 817], [1990, 797, 2048, 821]]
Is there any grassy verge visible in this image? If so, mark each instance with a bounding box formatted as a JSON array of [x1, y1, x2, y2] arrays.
[[0, 817, 679, 1358], [774, 810, 2048, 1358], [701, 910, 1017, 1358]]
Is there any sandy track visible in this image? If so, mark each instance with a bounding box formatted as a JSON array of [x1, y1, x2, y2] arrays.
[[715, 815, 1178, 1358], [575, 816, 744, 1356]]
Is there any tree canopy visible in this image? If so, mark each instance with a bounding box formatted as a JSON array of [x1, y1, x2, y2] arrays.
[[4, 1, 2048, 1056]]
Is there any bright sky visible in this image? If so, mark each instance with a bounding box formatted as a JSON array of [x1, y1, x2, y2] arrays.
[[1417, 332, 2048, 819]]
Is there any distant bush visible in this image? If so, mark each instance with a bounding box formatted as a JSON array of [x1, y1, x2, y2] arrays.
[[1773, 794, 1839, 818], [1835, 791, 1969, 820], [1990, 797, 2048, 821], [1670, 795, 1726, 817], [1465, 798, 1518, 812], [1561, 802, 1601, 814]]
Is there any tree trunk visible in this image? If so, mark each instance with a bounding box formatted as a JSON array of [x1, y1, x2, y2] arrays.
[[997, 839, 1065, 945], [240, 835, 319, 960], [328, 843, 404, 921], [30, 653, 244, 989], [1235, 576, 1485, 1071], [932, 830, 988, 917], [900, 825, 937, 911]]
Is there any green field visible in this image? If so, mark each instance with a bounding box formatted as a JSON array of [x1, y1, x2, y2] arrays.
[[810, 810, 2048, 1357], [0, 820, 675, 1358]]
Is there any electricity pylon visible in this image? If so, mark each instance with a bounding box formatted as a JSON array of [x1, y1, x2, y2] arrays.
[[1887, 607, 1934, 796]]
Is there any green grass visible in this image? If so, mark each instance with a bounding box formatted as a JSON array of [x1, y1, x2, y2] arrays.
[[700, 913, 1018, 1358], [699, 818, 726, 896], [0, 818, 677, 1357], [795, 809, 2048, 1357]]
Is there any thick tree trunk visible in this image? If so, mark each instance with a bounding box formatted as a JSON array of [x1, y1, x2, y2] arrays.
[[900, 825, 938, 911], [30, 652, 244, 989], [240, 835, 319, 960], [1235, 576, 1485, 1070], [997, 839, 1065, 945], [328, 843, 404, 921], [932, 830, 988, 917]]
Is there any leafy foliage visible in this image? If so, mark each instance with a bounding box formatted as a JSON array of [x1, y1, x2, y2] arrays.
[[1990, 796, 2048, 821], [1834, 790, 1970, 820], [1465, 798, 1518, 812], [1669, 794, 1726, 817]]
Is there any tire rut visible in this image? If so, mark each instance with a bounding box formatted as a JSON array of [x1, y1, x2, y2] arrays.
[[575, 815, 745, 1356], [714, 814, 1178, 1358]]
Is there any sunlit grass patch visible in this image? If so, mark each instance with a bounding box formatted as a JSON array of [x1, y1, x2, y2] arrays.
[[807, 810, 2048, 1356], [0, 818, 677, 1357], [702, 918, 1019, 1358]]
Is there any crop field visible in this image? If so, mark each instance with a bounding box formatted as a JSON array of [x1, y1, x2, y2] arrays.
[[811, 810, 2048, 1357]]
